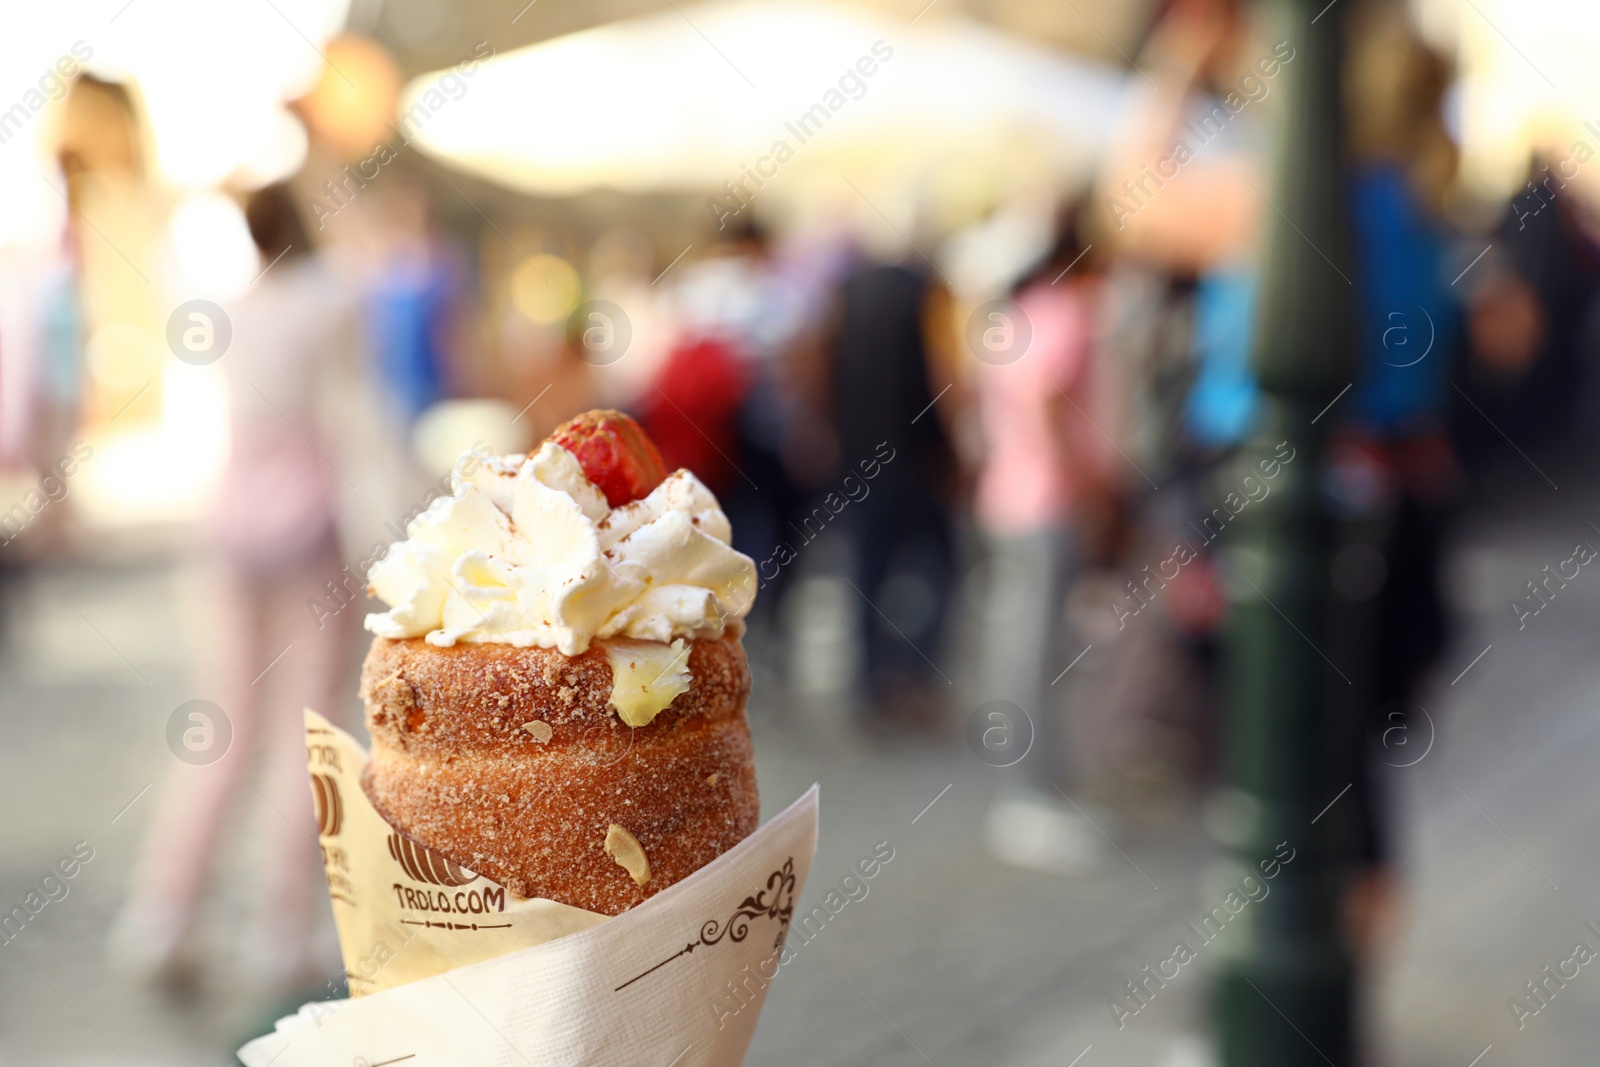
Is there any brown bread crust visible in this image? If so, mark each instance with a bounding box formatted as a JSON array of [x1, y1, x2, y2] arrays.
[[358, 631, 758, 914]]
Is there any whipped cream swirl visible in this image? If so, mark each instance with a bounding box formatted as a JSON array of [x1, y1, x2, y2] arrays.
[[365, 443, 756, 655]]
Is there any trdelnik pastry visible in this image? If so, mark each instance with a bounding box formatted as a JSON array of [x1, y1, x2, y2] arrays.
[[360, 410, 761, 914]]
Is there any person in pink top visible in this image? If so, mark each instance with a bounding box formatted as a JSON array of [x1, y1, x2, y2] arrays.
[[974, 205, 1116, 874], [974, 277, 1100, 535], [110, 185, 356, 992]]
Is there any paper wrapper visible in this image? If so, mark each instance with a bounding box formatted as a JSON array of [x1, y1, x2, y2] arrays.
[[237, 710, 818, 1067]]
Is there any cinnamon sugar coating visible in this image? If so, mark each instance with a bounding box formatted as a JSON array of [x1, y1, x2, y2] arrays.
[[358, 632, 758, 914]]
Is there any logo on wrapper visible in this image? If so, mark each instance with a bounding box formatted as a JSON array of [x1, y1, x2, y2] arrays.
[[311, 773, 343, 836], [387, 833, 475, 886], [385, 833, 510, 927]]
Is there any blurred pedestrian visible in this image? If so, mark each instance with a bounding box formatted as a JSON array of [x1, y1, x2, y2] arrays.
[[365, 181, 460, 427], [1460, 152, 1600, 461], [109, 184, 355, 993], [672, 218, 816, 621], [974, 206, 1116, 873], [1327, 6, 1465, 959], [826, 257, 957, 726]]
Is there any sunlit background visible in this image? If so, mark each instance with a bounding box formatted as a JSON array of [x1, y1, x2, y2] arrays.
[[3, 0, 1598, 526]]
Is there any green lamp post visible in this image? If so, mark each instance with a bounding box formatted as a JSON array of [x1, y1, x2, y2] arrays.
[[1211, 0, 1358, 1063]]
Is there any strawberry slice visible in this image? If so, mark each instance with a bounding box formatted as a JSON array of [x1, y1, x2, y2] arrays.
[[548, 409, 667, 508]]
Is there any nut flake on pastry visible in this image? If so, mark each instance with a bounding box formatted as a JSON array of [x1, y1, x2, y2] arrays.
[[364, 442, 756, 656]]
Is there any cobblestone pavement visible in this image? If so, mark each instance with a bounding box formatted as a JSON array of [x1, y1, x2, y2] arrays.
[[2, 474, 1599, 1065]]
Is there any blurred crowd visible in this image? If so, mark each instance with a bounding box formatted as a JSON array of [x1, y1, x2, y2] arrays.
[[4, 0, 1600, 1006]]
